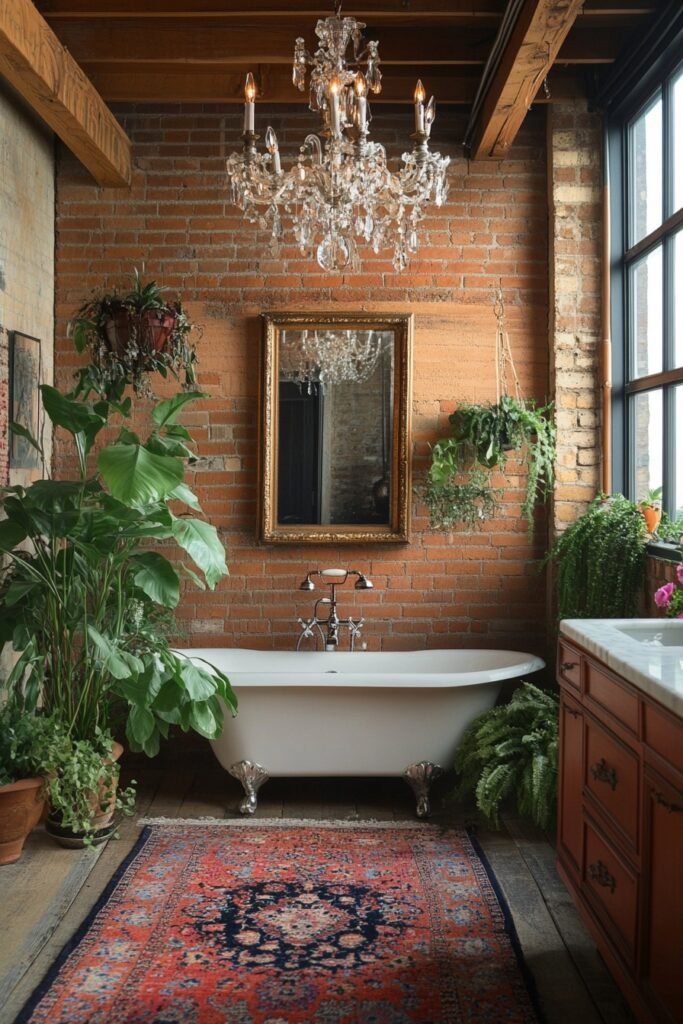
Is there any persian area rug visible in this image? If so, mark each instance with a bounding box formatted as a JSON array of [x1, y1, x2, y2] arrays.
[[18, 820, 542, 1024]]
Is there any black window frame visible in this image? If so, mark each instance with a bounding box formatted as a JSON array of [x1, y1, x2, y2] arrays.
[[607, 53, 683, 520]]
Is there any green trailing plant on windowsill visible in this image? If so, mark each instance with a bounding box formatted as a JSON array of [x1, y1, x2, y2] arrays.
[[424, 395, 556, 531], [453, 682, 559, 831], [545, 493, 647, 619]]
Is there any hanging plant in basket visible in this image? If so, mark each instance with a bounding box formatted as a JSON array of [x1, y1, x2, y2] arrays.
[[424, 293, 556, 531], [68, 268, 199, 400]]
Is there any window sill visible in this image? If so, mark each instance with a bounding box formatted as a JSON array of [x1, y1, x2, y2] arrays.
[[646, 541, 683, 562]]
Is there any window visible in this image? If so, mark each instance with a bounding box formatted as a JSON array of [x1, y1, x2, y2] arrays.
[[611, 60, 683, 520]]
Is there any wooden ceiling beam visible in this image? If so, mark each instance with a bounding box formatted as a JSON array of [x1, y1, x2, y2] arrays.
[[83, 62, 584, 105], [42, 21, 628, 67], [48, 23, 498, 65], [36, 0, 505, 18], [0, 0, 131, 186], [468, 0, 586, 160]]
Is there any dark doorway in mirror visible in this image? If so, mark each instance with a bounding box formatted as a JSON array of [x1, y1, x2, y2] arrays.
[[278, 383, 322, 525]]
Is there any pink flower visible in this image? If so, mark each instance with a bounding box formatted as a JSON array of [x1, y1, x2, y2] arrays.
[[654, 582, 675, 608], [677, 564, 683, 586]]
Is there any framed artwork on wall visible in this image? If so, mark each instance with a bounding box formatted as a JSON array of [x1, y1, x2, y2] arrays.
[[9, 331, 41, 470]]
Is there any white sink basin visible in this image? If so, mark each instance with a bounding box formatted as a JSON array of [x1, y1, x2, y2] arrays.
[[615, 622, 683, 648]]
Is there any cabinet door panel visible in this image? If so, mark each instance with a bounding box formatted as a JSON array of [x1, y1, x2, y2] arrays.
[[585, 714, 639, 853], [642, 769, 683, 1024], [583, 819, 638, 966]]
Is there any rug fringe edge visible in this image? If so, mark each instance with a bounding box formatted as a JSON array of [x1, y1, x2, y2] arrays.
[[137, 816, 440, 829]]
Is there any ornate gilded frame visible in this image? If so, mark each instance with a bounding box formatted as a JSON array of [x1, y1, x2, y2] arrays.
[[259, 311, 413, 544]]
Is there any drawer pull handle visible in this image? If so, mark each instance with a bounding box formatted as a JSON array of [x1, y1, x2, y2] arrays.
[[561, 661, 579, 672], [654, 792, 683, 814], [590, 758, 617, 791], [565, 707, 581, 719], [588, 860, 616, 893]]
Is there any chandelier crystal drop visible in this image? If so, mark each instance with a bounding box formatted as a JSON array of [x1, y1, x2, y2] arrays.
[[280, 329, 384, 391], [225, 1, 450, 273]]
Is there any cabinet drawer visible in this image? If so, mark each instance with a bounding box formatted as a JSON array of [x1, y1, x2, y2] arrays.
[[583, 819, 638, 966], [558, 641, 581, 690], [643, 701, 683, 779], [585, 715, 639, 852], [585, 661, 638, 735]]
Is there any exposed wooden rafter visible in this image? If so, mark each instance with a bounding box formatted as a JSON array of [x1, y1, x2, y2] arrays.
[[0, 0, 131, 187], [467, 0, 587, 160]]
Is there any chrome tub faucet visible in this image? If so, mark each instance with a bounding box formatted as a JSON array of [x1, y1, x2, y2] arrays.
[[296, 568, 373, 651]]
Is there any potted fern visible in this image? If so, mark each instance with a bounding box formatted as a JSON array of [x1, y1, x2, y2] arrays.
[[425, 395, 556, 530], [0, 386, 237, 845], [454, 682, 559, 831]]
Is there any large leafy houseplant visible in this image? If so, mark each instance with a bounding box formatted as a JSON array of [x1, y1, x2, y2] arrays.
[[425, 395, 556, 530], [68, 269, 198, 399], [546, 493, 647, 619], [454, 682, 559, 831], [0, 386, 237, 840]]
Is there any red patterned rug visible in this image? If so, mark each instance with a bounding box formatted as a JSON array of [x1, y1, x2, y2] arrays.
[[18, 821, 542, 1024]]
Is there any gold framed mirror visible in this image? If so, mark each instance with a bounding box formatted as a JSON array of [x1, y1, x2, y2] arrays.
[[259, 312, 413, 544]]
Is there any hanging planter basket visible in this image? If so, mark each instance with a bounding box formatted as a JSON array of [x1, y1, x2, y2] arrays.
[[104, 308, 178, 359], [68, 269, 198, 399]]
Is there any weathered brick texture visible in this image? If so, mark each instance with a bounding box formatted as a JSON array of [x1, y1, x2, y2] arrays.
[[548, 102, 603, 533], [54, 104, 555, 657]]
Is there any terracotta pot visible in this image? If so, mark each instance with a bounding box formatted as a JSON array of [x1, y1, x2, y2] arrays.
[[104, 309, 133, 356], [104, 309, 176, 359], [45, 742, 124, 849], [640, 505, 662, 535], [0, 777, 45, 865], [141, 309, 176, 352]]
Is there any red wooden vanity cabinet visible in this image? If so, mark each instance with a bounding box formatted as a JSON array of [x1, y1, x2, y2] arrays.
[[557, 637, 683, 1024]]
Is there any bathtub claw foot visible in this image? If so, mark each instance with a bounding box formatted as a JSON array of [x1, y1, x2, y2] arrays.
[[403, 761, 444, 818], [228, 760, 270, 815]]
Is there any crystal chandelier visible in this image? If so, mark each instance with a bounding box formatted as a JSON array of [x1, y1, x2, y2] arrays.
[[225, 0, 450, 273], [280, 329, 383, 391]]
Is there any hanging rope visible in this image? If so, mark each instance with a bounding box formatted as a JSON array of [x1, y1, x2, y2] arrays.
[[493, 286, 522, 404]]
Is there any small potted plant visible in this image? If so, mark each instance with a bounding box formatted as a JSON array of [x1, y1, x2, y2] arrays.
[[1, 385, 237, 846], [638, 486, 663, 536], [68, 268, 198, 399], [653, 564, 683, 619], [0, 704, 60, 863]]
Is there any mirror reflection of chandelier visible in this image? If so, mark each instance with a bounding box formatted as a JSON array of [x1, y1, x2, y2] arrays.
[[225, 0, 450, 273], [280, 329, 383, 391]]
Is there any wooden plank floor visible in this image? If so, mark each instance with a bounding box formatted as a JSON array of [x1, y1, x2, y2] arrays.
[[0, 755, 633, 1024]]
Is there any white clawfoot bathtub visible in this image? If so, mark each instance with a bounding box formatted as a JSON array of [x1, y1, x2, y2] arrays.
[[178, 648, 544, 817]]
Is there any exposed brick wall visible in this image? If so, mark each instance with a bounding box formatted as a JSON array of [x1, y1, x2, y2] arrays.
[[548, 102, 603, 535], [54, 103, 553, 657], [0, 81, 55, 487]]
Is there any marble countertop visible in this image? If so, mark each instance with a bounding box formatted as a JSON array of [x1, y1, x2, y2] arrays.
[[560, 619, 683, 719]]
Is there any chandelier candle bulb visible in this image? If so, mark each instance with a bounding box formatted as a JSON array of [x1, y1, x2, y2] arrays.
[[244, 72, 256, 132], [354, 73, 368, 132], [329, 77, 342, 135], [265, 127, 281, 174], [414, 79, 426, 133]]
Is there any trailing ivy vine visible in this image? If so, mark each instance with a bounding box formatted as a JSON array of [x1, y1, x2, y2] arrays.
[[546, 493, 647, 619]]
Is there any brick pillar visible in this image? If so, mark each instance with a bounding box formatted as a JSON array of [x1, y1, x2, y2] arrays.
[[548, 100, 604, 538]]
